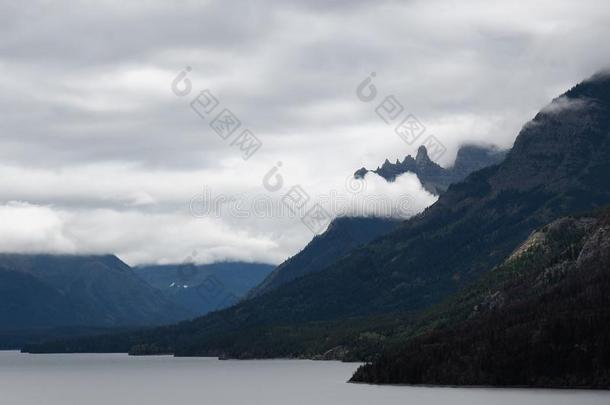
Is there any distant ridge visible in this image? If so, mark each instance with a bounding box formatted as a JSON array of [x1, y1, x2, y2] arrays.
[[135, 262, 274, 316], [0, 253, 188, 347]]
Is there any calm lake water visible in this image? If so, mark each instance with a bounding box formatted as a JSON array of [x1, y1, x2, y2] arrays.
[[0, 351, 608, 405]]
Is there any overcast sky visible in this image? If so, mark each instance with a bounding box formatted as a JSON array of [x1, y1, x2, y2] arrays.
[[1, 0, 609, 265]]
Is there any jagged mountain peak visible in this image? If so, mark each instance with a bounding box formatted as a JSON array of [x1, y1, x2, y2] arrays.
[[402, 155, 416, 165], [415, 145, 429, 162], [355, 144, 506, 195]]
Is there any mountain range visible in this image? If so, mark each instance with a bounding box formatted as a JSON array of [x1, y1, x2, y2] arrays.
[[0, 254, 185, 348], [0, 254, 184, 329], [251, 144, 506, 298], [0, 255, 273, 348], [0, 133, 492, 348], [135, 262, 274, 317], [18, 71, 610, 387]]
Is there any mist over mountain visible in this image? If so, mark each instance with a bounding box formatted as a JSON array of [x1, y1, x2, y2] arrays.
[[355, 144, 507, 195], [251, 144, 505, 298], [25, 72, 610, 373]]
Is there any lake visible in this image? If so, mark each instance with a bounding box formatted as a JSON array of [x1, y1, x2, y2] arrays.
[[0, 351, 608, 405]]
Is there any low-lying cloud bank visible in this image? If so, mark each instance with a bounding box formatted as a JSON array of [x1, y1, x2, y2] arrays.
[[0, 163, 436, 265]]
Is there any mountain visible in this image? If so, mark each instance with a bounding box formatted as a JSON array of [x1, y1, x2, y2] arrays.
[[0, 254, 188, 347], [23, 72, 610, 360], [251, 146, 502, 299], [354, 144, 507, 194], [251, 146, 499, 298], [248, 217, 400, 298], [134, 262, 274, 317], [351, 208, 610, 388]]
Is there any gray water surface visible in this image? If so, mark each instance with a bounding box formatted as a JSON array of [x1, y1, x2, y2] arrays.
[[0, 351, 608, 405]]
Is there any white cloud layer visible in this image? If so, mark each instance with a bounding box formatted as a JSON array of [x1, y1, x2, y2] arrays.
[[0, 165, 436, 265], [0, 0, 609, 265]]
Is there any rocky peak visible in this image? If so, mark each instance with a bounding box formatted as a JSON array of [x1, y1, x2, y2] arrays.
[[452, 145, 507, 178], [416, 145, 430, 163], [354, 144, 507, 195]]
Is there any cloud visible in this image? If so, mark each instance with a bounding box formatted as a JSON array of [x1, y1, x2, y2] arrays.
[[0, 159, 437, 265], [0, 202, 74, 254], [0, 0, 609, 264], [540, 95, 593, 115], [0, 201, 284, 265]]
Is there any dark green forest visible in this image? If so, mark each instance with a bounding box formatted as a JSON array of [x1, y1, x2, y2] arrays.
[[351, 209, 610, 387]]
